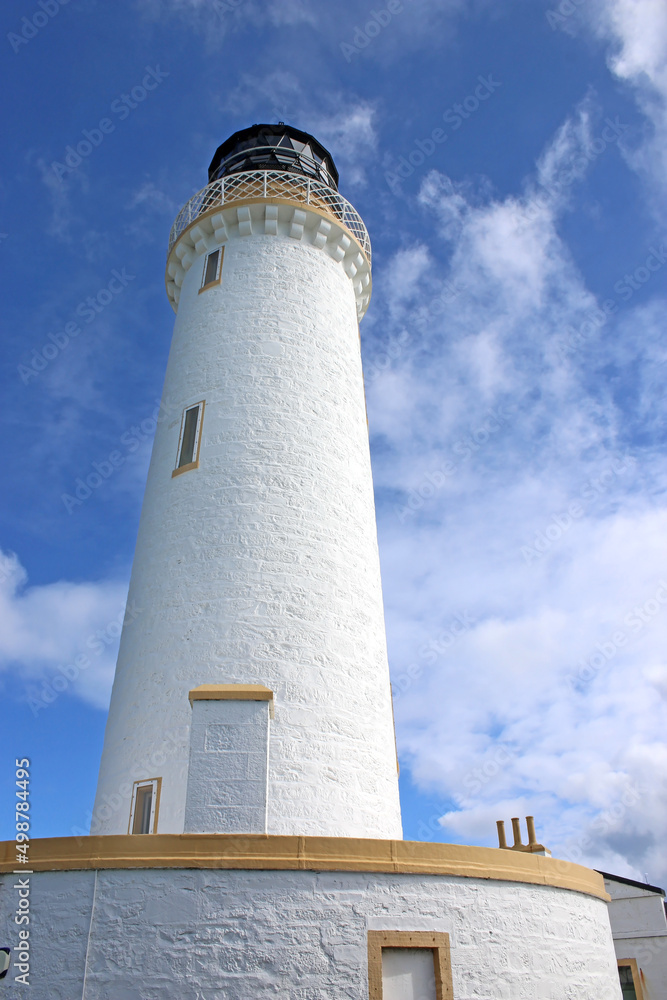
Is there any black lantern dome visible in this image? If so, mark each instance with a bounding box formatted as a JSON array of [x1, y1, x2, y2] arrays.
[[208, 123, 339, 190]]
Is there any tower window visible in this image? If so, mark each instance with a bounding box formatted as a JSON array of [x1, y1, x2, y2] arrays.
[[128, 778, 161, 835], [173, 401, 205, 477], [199, 247, 223, 292]]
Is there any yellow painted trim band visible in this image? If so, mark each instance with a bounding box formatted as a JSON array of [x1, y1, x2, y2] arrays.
[[0, 835, 609, 900], [188, 684, 274, 704]]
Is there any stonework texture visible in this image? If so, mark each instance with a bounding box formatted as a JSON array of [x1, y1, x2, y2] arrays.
[[93, 227, 402, 840], [184, 697, 270, 833], [0, 867, 623, 999]]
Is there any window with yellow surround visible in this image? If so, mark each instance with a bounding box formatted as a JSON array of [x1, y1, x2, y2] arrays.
[[129, 778, 161, 835], [199, 246, 223, 292], [173, 401, 205, 476], [367, 931, 454, 1000]]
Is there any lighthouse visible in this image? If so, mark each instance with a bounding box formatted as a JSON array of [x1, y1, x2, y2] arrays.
[[0, 124, 624, 1000], [92, 123, 402, 841]]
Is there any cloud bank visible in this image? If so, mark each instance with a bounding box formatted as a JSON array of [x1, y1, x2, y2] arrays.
[[0, 550, 128, 712], [368, 93, 667, 882]]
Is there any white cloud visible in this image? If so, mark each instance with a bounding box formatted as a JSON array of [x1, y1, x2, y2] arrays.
[[534, 95, 596, 199], [34, 155, 79, 243], [129, 180, 177, 214], [264, 0, 319, 27], [0, 550, 129, 712], [32, 154, 111, 261], [224, 72, 379, 187], [310, 102, 378, 188], [589, 0, 667, 212], [599, 0, 667, 98], [367, 103, 667, 883]]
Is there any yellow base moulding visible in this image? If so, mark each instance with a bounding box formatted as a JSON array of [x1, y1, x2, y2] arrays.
[[0, 835, 609, 900]]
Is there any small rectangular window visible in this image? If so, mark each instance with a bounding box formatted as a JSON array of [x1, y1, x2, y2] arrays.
[[199, 247, 223, 292], [180, 406, 199, 465], [382, 948, 436, 999], [368, 931, 453, 1000], [129, 778, 161, 835], [173, 401, 205, 477], [618, 960, 644, 1000]]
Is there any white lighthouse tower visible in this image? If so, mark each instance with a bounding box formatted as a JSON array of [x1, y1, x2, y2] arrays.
[[0, 125, 625, 1000], [93, 123, 402, 841]]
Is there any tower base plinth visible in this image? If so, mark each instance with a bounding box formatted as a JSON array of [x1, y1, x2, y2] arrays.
[[0, 835, 622, 998]]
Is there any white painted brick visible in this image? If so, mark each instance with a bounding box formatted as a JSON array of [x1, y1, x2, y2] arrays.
[[0, 868, 623, 999], [184, 698, 270, 833], [93, 231, 402, 840]]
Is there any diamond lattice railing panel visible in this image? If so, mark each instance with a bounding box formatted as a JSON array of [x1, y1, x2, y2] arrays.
[[168, 171, 371, 263]]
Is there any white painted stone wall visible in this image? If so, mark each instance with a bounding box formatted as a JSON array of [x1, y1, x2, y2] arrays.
[[0, 867, 623, 999], [93, 216, 402, 839], [604, 876, 667, 997], [184, 698, 270, 833]]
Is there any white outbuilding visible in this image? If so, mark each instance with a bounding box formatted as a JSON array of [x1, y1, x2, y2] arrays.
[[601, 870, 667, 998]]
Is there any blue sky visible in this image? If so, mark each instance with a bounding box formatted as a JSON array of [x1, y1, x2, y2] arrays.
[[2, 0, 666, 883]]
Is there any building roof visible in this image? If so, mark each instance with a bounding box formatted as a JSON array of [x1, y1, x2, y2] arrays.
[[208, 123, 339, 189], [597, 870, 665, 896]]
